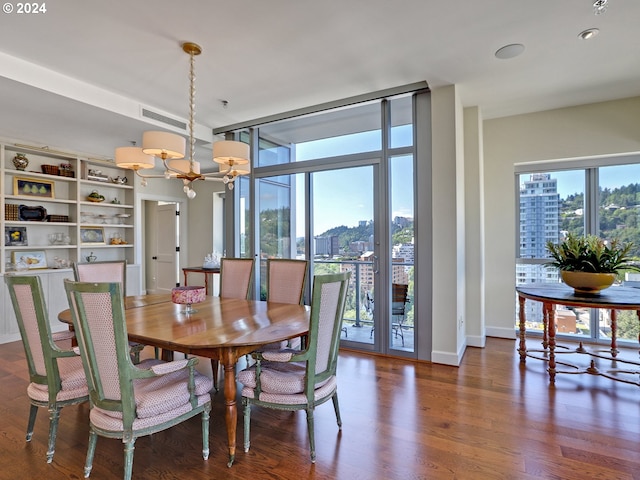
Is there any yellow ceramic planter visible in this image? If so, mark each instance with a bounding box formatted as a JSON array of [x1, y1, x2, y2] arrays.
[[560, 271, 616, 295]]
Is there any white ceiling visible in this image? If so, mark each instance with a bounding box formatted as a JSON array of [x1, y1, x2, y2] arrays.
[[0, 0, 638, 160]]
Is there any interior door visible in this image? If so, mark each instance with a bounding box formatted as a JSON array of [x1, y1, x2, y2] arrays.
[[155, 203, 179, 293]]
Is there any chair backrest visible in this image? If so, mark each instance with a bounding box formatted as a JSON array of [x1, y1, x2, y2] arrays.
[[304, 272, 350, 393], [74, 260, 127, 295], [219, 257, 255, 299], [5, 275, 63, 395], [64, 280, 135, 421], [266, 258, 308, 305], [391, 283, 409, 316]]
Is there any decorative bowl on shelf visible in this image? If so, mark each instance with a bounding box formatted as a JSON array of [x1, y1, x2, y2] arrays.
[[87, 190, 105, 202], [115, 213, 130, 224]]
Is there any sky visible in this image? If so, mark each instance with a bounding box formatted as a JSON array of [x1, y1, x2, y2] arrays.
[[522, 163, 640, 199], [287, 126, 414, 237]]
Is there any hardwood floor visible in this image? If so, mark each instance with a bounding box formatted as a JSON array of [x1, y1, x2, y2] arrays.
[[1, 337, 639, 479]]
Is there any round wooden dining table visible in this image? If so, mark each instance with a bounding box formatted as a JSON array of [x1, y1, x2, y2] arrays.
[[59, 294, 310, 466]]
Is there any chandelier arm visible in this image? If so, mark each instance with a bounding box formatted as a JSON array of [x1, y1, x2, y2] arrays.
[[132, 168, 167, 179], [161, 158, 193, 177]]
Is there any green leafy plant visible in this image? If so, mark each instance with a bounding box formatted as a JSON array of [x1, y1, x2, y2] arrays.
[[546, 233, 640, 274]]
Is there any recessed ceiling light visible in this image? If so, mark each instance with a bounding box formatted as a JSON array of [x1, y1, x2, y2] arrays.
[[495, 43, 525, 60], [578, 28, 600, 40]]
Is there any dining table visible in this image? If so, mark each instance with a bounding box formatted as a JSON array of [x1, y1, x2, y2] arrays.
[[58, 293, 310, 466]]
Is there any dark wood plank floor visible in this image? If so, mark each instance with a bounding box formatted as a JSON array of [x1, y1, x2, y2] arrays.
[[1, 337, 639, 479]]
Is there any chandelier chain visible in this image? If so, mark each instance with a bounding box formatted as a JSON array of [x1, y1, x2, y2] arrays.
[[188, 49, 196, 169]]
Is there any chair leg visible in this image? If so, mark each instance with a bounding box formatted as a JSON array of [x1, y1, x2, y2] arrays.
[[331, 392, 342, 429], [123, 439, 136, 480], [46, 407, 60, 463], [306, 407, 316, 463], [243, 399, 251, 453], [26, 404, 38, 441], [202, 405, 211, 460], [84, 429, 98, 478]]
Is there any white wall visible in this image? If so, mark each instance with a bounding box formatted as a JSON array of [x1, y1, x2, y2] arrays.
[[463, 106, 485, 347], [430, 86, 467, 365], [482, 96, 640, 338]]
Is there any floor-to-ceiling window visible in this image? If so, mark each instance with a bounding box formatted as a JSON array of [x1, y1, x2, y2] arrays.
[[515, 157, 640, 345], [223, 89, 425, 357]]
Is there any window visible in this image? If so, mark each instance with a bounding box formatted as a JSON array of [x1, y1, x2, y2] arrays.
[[516, 161, 640, 344]]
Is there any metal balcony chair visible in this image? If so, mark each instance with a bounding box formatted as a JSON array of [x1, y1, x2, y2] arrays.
[[64, 280, 212, 480], [238, 271, 350, 463], [4, 275, 89, 463], [369, 284, 409, 346], [391, 283, 409, 347]]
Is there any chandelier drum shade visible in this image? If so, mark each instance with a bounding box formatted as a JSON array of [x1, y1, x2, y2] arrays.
[[114, 42, 250, 198]]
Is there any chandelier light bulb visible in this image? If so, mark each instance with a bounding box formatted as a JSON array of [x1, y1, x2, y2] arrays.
[[228, 182, 234, 191], [141, 178, 147, 187], [187, 188, 197, 199]]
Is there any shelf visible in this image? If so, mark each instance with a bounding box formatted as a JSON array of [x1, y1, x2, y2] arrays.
[[3, 140, 137, 273], [4, 221, 77, 227], [4, 169, 78, 183], [5, 244, 76, 250], [79, 201, 133, 209], [79, 244, 133, 249], [80, 179, 134, 189]]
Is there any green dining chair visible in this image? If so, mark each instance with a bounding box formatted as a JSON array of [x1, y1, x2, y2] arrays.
[[212, 257, 256, 387], [64, 280, 213, 480], [73, 260, 148, 362], [261, 258, 308, 351], [4, 275, 89, 463], [238, 271, 350, 463]]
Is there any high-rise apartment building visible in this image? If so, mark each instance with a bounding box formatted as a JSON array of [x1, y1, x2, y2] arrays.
[[517, 173, 561, 322]]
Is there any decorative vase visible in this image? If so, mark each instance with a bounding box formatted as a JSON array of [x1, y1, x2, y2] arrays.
[[12, 153, 29, 171], [560, 271, 616, 295]]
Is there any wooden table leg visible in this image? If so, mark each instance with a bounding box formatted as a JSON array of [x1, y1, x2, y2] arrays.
[[542, 302, 549, 349], [546, 302, 556, 384], [518, 295, 527, 362], [222, 349, 237, 467], [610, 309, 618, 358]]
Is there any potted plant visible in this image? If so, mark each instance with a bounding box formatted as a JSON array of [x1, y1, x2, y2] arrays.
[[546, 233, 640, 294]]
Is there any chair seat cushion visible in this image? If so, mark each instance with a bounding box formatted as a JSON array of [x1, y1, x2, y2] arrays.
[[91, 393, 211, 432], [237, 361, 331, 395], [241, 376, 337, 405], [90, 359, 213, 427], [27, 355, 89, 402]]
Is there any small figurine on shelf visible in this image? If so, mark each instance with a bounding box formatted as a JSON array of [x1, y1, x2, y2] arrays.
[[86, 252, 97, 263]]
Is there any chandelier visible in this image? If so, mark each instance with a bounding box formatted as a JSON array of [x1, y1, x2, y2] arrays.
[[115, 42, 250, 199]]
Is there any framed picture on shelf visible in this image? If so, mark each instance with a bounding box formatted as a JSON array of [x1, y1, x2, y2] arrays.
[[11, 250, 47, 269], [5, 226, 28, 246], [80, 226, 105, 244], [13, 177, 55, 199]]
